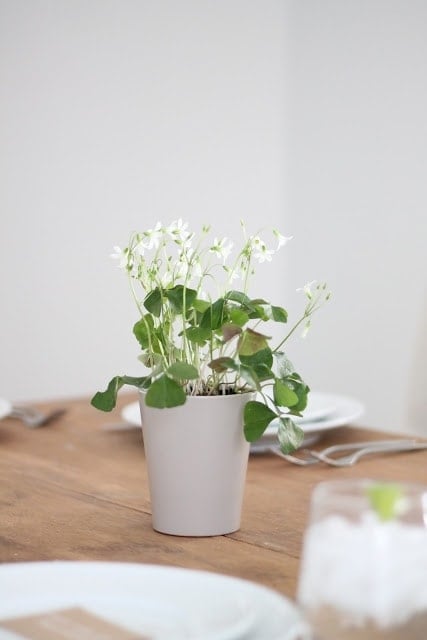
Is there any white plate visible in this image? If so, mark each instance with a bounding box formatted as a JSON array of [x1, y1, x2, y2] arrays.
[[120, 391, 335, 428], [267, 392, 365, 436], [121, 391, 364, 436], [121, 401, 142, 427], [292, 391, 337, 424], [249, 393, 364, 451], [120, 393, 364, 451], [0, 562, 306, 640], [0, 398, 11, 420]]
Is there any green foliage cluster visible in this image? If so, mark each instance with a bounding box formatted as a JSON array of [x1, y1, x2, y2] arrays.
[[91, 221, 329, 453]]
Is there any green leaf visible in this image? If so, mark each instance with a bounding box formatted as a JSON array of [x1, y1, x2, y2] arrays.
[[225, 290, 251, 306], [271, 306, 288, 323], [193, 298, 210, 313], [222, 323, 242, 342], [165, 285, 197, 313], [238, 328, 270, 356], [277, 417, 304, 453], [238, 364, 260, 391], [134, 317, 165, 355], [274, 352, 294, 377], [243, 401, 277, 442], [239, 348, 274, 382], [91, 375, 149, 412], [225, 291, 269, 320], [247, 303, 269, 321], [253, 364, 275, 381], [200, 298, 225, 330], [208, 357, 238, 373], [145, 374, 186, 408], [133, 315, 154, 349], [144, 288, 162, 317], [138, 351, 162, 369], [167, 362, 199, 380], [291, 393, 309, 415], [291, 374, 310, 414], [285, 376, 310, 414], [366, 483, 404, 521], [186, 326, 211, 345], [273, 380, 299, 407], [229, 308, 250, 326], [240, 347, 273, 370]]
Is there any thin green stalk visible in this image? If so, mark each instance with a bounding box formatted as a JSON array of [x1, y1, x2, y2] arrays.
[[273, 313, 308, 353]]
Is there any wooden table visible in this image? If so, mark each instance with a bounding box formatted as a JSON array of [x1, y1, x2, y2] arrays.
[[1, 394, 426, 601]]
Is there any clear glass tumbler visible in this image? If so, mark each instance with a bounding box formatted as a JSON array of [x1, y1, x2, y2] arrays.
[[297, 479, 427, 639]]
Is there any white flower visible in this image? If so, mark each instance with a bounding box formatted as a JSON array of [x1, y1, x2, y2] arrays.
[[250, 237, 274, 263], [181, 231, 195, 249], [174, 249, 202, 283], [159, 271, 174, 287], [173, 260, 188, 281], [134, 240, 148, 257], [273, 229, 293, 250], [301, 319, 311, 337], [224, 266, 242, 282], [143, 221, 163, 250], [209, 237, 234, 263], [297, 280, 317, 299], [190, 258, 203, 279], [254, 248, 274, 263], [167, 219, 192, 245], [110, 246, 129, 269]]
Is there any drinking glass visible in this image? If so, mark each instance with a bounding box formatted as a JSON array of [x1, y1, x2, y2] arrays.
[[297, 479, 427, 639]]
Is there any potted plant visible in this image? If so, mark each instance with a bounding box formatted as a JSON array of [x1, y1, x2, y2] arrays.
[[92, 219, 329, 535]]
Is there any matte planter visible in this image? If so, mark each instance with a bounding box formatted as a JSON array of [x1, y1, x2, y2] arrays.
[[139, 391, 255, 536]]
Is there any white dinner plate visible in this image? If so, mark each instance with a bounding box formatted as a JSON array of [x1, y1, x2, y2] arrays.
[[121, 391, 364, 437], [0, 398, 11, 420], [251, 393, 364, 451], [120, 391, 334, 429], [0, 562, 307, 640], [266, 392, 365, 436], [120, 393, 364, 451], [121, 401, 142, 427], [292, 391, 337, 424]]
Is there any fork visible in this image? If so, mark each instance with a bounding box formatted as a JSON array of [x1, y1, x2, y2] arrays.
[[9, 405, 67, 428], [307, 440, 427, 467], [267, 439, 419, 466]]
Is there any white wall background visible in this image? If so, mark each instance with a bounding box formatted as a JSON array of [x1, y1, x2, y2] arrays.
[[283, 0, 427, 435], [1, 1, 426, 434]]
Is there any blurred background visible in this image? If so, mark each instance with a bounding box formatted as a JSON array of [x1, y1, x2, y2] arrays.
[[1, 0, 426, 434]]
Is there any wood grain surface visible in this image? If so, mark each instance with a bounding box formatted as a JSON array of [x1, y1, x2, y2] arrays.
[[1, 394, 426, 600]]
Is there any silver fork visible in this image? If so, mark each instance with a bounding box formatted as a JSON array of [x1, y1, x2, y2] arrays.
[[267, 439, 419, 466], [307, 440, 427, 467], [9, 405, 67, 428]]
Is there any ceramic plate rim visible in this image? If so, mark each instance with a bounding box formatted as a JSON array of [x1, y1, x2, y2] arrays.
[[292, 391, 337, 423], [266, 393, 365, 436], [0, 561, 303, 640], [120, 391, 337, 427], [0, 398, 12, 420], [121, 392, 365, 435], [121, 400, 141, 426]]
